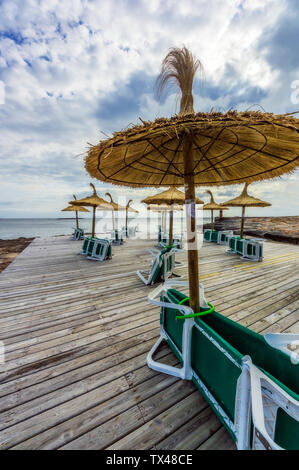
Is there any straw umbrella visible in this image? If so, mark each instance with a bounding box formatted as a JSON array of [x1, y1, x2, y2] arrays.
[[104, 192, 127, 231], [69, 183, 112, 238], [85, 47, 299, 312], [61, 195, 90, 229], [221, 183, 271, 238], [203, 190, 228, 230], [125, 200, 139, 237], [142, 187, 203, 245]]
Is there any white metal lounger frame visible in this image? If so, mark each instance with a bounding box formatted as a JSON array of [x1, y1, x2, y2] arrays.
[[146, 281, 299, 450], [147, 281, 209, 379]]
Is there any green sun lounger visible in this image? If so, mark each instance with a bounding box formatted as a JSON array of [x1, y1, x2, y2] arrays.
[[137, 247, 181, 285], [87, 238, 112, 261], [204, 229, 218, 242], [147, 281, 299, 450], [80, 236, 93, 254], [80, 237, 112, 261], [160, 236, 183, 251], [227, 236, 242, 253], [72, 228, 84, 240], [218, 230, 233, 245], [204, 229, 233, 244], [227, 236, 264, 261], [123, 226, 137, 238], [242, 238, 264, 261], [112, 229, 124, 245]]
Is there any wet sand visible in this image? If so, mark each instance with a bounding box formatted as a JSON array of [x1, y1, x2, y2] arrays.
[[0, 238, 34, 273]]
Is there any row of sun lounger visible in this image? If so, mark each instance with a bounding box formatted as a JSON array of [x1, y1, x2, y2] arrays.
[[204, 229, 264, 261]]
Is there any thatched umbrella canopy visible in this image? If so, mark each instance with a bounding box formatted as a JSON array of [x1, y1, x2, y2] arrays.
[[69, 183, 112, 237], [203, 190, 228, 229], [141, 187, 203, 244], [125, 199, 139, 236], [62, 196, 90, 229], [222, 183, 271, 237], [85, 47, 299, 312]]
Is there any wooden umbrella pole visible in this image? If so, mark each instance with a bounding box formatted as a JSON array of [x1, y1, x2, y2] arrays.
[[183, 135, 200, 313], [92, 206, 96, 238], [76, 210, 79, 229], [125, 208, 129, 237], [147, 208, 150, 239], [211, 209, 214, 230], [240, 206, 246, 238], [169, 207, 174, 245], [112, 211, 115, 231]]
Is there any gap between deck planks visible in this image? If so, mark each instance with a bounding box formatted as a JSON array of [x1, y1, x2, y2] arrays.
[[0, 235, 298, 450]]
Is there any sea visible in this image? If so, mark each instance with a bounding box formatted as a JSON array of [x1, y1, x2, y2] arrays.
[[0, 216, 210, 240]]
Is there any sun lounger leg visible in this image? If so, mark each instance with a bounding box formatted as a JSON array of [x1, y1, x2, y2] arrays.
[[136, 270, 150, 285], [234, 357, 252, 450], [147, 320, 193, 380]]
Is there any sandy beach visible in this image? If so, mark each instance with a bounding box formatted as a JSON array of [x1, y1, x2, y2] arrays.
[[0, 237, 34, 273]]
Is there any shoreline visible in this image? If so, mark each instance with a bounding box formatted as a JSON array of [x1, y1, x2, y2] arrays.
[[0, 237, 34, 273]]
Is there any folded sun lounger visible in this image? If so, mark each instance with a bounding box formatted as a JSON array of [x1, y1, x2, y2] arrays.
[[111, 229, 124, 245], [226, 236, 264, 261], [72, 227, 84, 240], [80, 237, 112, 261], [204, 229, 233, 244], [137, 247, 181, 285], [87, 238, 112, 261], [147, 281, 299, 450]]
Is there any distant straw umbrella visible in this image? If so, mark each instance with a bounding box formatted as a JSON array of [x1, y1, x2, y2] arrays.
[[221, 183, 271, 238], [203, 190, 228, 230], [105, 192, 127, 231], [125, 199, 139, 236], [69, 183, 112, 237], [61, 195, 90, 229], [142, 187, 203, 245], [85, 47, 299, 312]]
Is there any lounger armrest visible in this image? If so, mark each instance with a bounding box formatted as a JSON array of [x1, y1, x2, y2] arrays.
[[148, 280, 209, 314], [147, 248, 160, 257], [248, 360, 299, 450], [264, 333, 299, 364]]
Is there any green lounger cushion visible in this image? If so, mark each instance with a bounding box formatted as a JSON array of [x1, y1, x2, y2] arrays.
[[210, 231, 219, 243]]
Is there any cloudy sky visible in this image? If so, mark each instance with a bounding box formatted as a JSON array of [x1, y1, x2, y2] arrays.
[[0, 0, 298, 219]]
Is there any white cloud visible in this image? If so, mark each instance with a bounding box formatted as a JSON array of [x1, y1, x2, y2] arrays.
[[0, 0, 298, 218]]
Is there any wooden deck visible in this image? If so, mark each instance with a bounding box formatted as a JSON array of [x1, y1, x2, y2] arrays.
[[0, 235, 298, 450]]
